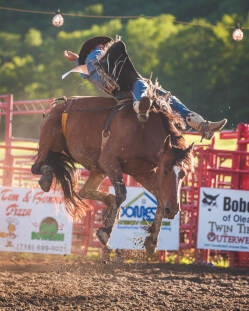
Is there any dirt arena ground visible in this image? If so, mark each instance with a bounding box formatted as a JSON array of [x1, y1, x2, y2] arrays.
[[0, 253, 248, 311]]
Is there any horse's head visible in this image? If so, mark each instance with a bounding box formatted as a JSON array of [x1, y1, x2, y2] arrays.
[[156, 135, 193, 219]]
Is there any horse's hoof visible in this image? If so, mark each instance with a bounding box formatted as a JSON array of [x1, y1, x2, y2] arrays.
[[39, 174, 52, 192], [31, 164, 40, 175], [144, 236, 157, 256], [96, 228, 110, 246]]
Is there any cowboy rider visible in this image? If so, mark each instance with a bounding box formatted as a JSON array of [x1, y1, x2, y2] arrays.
[[63, 36, 227, 139]]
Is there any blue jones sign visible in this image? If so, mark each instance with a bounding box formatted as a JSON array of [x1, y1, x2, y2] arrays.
[[108, 187, 180, 250]]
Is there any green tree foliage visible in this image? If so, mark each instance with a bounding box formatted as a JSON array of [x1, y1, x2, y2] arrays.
[[0, 32, 21, 60], [24, 28, 43, 47], [156, 16, 249, 126], [0, 1, 248, 138], [125, 15, 180, 74], [0, 0, 248, 33]]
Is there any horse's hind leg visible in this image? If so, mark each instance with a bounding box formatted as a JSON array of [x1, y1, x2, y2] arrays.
[[32, 146, 54, 192], [31, 147, 50, 175], [31, 115, 64, 191], [38, 164, 54, 192], [97, 154, 127, 245]]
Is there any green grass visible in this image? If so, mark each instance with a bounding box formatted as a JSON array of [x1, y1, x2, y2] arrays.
[[0, 132, 236, 161], [184, 132, 236, 150], [211, 257, 229, 268]]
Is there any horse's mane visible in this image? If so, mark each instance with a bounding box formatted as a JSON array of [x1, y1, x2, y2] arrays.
[[145, 78, 193, 171], [161, 110, 193, 171]]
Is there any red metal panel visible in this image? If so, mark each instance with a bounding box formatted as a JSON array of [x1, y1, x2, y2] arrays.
[[0, 94, 249, 266]]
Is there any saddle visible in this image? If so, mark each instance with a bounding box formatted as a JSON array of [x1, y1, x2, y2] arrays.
[[54, 96, 132, 141]]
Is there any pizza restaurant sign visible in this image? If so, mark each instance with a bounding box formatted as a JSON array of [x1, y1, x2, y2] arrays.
[[197, 187, 249, 252], [0, 187, 73, 254]]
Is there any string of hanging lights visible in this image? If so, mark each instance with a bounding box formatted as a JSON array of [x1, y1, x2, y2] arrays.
[[52, 9, 64, 27], [232, 24, 244, 41], [0, 5, 247, 41]]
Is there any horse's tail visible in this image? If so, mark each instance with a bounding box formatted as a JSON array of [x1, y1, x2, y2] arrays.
[[45, 151, 90, 220]]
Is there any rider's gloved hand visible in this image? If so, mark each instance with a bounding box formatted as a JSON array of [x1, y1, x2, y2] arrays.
[[64, 50, 79, 62]]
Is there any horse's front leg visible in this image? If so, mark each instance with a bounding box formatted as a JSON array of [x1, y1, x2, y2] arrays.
[[79, 169, 116, 215], [133, 172, 162, 255], [97, 154, 127, 246], [144, 207, 163, 256]]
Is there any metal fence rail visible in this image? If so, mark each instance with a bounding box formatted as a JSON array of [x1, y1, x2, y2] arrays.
[[0, 94, 248, 266]]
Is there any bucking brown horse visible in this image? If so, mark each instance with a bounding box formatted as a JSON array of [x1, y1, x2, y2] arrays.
[[31, 96, 193, 255]]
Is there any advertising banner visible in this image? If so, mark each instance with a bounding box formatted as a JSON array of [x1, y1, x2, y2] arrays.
[[197, 187, 249, 252], [0, 187, 73, 254], [108, 187, 180, 250]]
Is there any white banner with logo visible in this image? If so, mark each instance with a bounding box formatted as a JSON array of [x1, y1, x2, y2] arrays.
[[0, 187, 73, 254], [108, 187, 180, 250], [197, 187, 249, 252]]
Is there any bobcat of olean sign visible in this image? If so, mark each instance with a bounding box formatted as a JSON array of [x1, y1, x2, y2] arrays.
[[202, 191, 220, 211]]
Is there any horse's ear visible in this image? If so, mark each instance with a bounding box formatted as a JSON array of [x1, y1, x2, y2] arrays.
[[177, 142, 194, 161], [186, 142, 194, 153], [162, 135, 172, 152]]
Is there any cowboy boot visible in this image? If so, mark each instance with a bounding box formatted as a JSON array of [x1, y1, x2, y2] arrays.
[[133, 96, 151, 122], [186, 111, 227, 140]]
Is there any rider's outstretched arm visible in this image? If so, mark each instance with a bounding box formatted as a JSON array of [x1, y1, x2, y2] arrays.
[[63, 50, 89, 79]]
